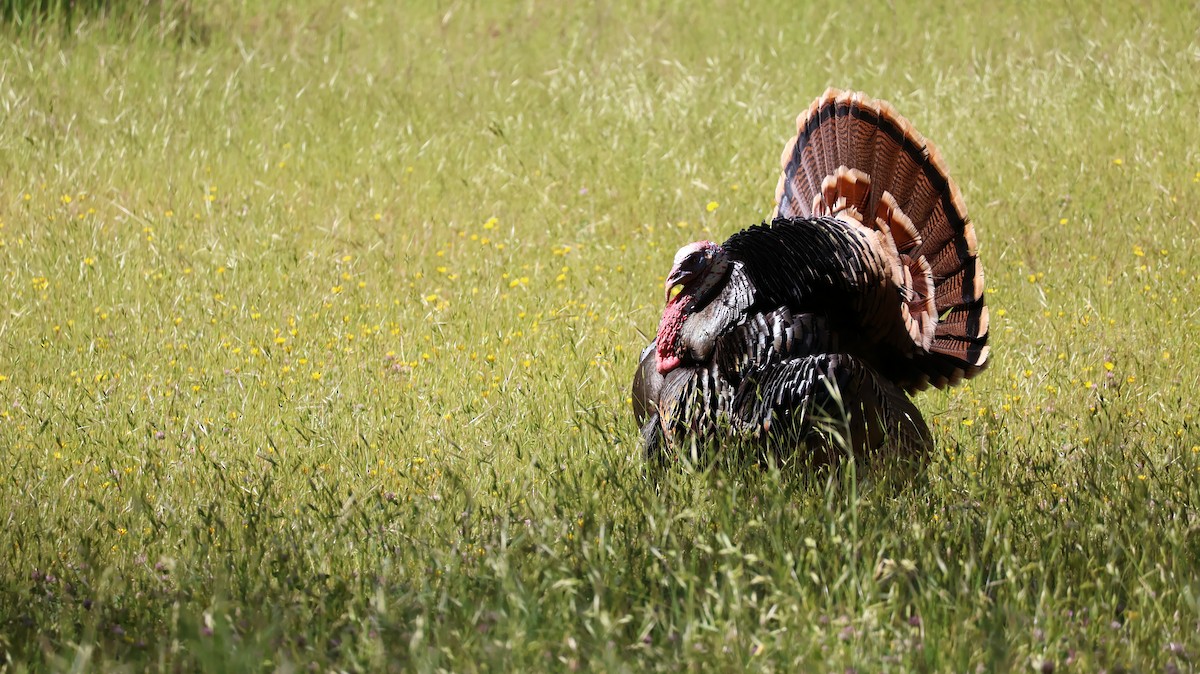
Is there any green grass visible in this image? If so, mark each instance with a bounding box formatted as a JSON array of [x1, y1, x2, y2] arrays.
[[2, 0, 1199, 670]]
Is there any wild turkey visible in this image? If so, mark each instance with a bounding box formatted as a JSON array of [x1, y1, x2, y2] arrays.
[[632, 89, 988, 462]]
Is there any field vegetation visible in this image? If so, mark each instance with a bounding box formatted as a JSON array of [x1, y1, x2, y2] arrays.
[[2, 1, 1199, 670]]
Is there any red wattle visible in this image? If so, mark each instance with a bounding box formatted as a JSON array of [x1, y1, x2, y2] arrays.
[[657, 353, 681, 375], [655, 297, 687, 374]]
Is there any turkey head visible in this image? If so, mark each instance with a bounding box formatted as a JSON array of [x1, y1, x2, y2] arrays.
[[654, 241, 738, 374], [652, 237, 753, 371]]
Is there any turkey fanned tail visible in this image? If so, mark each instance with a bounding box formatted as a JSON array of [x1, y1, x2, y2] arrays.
[[773, 89, 988, 390]]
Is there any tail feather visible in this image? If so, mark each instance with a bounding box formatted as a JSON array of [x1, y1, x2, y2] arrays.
[[934, 259, 983, 308], [776, 135, 811, 218], [865, 104, 904, 215], [773, 88, 988, 390], [936, 304, 989, 340], [848, 101, 880, 194], [929, 338, 989, 373], [818, 168, 872, 216], [897, 142, 948, 229], [877, 192, 920, 252], [925, 223, 976, 278], [817, 97, 838, 183], [835, 98, 856, 180]]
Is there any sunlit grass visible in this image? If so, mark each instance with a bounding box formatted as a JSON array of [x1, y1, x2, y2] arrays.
[[1, 1, 1199, 670]]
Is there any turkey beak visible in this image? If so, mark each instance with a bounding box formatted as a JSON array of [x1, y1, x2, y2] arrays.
[[664, 268, 692, 303]]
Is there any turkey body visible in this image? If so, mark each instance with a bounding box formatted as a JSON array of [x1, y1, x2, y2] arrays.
[[632, 90, 989, 462]]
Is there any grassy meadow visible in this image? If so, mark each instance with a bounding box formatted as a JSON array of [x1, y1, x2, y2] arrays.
[[2, 0, 1200, 670]]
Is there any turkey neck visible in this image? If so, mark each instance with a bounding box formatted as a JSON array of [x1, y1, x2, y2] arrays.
[[674, 264, 754, 366]]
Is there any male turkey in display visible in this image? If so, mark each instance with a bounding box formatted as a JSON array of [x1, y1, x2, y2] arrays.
[[632, 89, 988, 462]]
